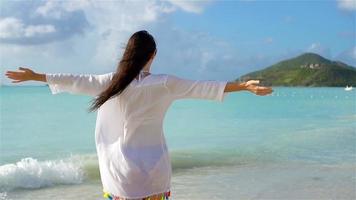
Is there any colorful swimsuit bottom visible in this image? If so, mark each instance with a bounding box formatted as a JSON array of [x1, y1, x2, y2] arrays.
[[103, 190, 171, 200]]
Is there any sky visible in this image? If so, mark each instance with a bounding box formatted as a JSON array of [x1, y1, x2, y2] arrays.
[[0, 0, 355, 85]]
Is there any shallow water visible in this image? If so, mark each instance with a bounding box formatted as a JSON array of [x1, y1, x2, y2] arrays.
[[1, 86, 355, 199]]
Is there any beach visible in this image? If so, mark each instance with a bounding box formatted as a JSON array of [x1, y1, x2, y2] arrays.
[[1, 86, 355, 200]]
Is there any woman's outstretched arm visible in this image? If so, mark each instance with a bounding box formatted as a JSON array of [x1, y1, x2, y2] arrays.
[[5, 67, 114, 96], [164, 74, 273, 103], [225, 80, 273, 96]]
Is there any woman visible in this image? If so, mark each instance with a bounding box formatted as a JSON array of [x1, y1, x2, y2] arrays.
[[5, 30, 273, 200]]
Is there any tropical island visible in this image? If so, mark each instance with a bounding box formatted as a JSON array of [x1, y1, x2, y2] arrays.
[[238, 52, 356, 87]]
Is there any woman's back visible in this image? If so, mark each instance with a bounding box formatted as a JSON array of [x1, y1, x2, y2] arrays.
[[96, 73, 173, 198]]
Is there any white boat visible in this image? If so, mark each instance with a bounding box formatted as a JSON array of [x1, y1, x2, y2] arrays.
[[344, 85, 353, 91]]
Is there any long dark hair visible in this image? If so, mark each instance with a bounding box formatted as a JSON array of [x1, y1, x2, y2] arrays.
[[88, 30, 157, 112]]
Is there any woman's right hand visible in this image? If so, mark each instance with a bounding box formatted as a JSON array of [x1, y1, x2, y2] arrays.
[[5, 67, 46, 83], [244, 80, 273, 96]]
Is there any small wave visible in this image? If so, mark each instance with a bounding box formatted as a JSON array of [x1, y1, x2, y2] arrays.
[[0, 149, 278, 192], [0, 157, 85, 192]]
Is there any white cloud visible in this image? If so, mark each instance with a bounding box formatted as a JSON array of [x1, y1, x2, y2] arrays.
[[264, 37, 273, 44], [308, 43, 320, 51], [36, 1, 64, 19], [0, 17, 56, 39], [306, 42, 331, 57], [338, 30, 355, 38], [334, 46, 356, 66], [35, 0, 91, 19], [0, 1, 89, 45], [283, 16, 294, 23], [25, 25, 56, 37], [337, 0, 356, 11], [0, 18, 23, 38], [166, 0, 212, 14]]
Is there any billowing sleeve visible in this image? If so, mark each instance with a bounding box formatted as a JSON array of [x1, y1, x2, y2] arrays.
[[164, 74, 228, 102], [45, 72, 115, 96]]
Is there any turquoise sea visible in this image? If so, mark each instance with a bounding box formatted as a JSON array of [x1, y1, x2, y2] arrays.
[[0, 86, 355, 200]]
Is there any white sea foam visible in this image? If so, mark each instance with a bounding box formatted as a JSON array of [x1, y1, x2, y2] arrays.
[[0, 157, 84, 191], [0, 192, 9, 200]]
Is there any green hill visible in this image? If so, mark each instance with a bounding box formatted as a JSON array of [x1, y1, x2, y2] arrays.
[[238, 52, 356, 87]]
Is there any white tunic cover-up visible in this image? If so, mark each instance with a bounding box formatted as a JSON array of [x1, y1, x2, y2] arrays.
[[45, 71, 228, 199]]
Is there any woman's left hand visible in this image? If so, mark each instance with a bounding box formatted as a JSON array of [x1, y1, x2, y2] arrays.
[[5, 67, 45, 83], [244, 80, 273, 96]]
